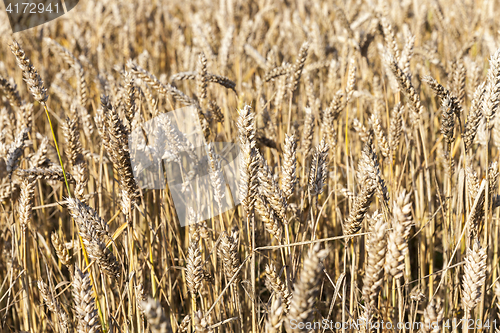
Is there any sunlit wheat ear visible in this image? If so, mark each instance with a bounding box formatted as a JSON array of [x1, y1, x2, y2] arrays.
[[127, 60, 195, 107], [440, 95, 456, 147], [73, 163, 89, 203], [237, 104, 256, 147], [6, 127, 28, 175], [362, 211, 387, 316], [136, 79, 159, 116], [66, 197, 110, 244], [343, 141, 377, 235], [326, 58, 339, 92], [286, 244, 328, 332], [266, 295, 284, 333], [352, 118, 370, 143], [451, 59, 466, 106], [321, 90, 343, 149], [134, 283, 147, 316], [462, 239, 487, 312], [0, 74, 22, 109], [264, 64, 291, 82], [489, 162, 499, 196], [206, 142, 225, 209], [218, 24, 235, 72], [304, 72, 316, 108], [0, 179, 18, 202], [464, 82, 486, 152], [308, 137, 329, 195], [387, 54, 422, 120], [377, 13, 399, 61], [237, 105, 260, 217], [239, 143, 259, 217], [422, 297, 444, 333], [482, 47, 500, 125], [169, 72, 235, 94], [422, 75, 463, 119], [99, 95, 139, 215], [63, 116, 85, 169], [66, 190, 115, 275], [17, 174, 35, 232], [0, 106, 14, 145], [44, 37, 88, 108], [188, 211, 201, 244], [87, 237, 121, 278], [19, 102, 33, 131], [186, 240, 203, 298], [399, 34, 415, 79], [468, 180, 486, 238], [370, 112, 389, 159], [265, 264, 292, 314], [9, 40, 48, 103], [38, 280, 72, 333], [343, 180, 375, 236], [194, 310, 210, 333], [385, 190, 412, 279], [255, 193, 282, 241], [197, 52, 208, 104], [258, 154, 287, 222], [301, 107, 315, 157], [192, 23, 215, 65], [288, 42, 309, 95], [465, 161, 480, 202], [208, 100, 224, 123], [344, 58, 356, 105], [282, 133, 297, 201], [362, 137, 388, 205], [17, 167, 76, 184], [62, 116, 88, 201], [140, 297, 171, 333], [218, 230, 240, 283], [51, 232, 72, 267], [332, 3, 354, 38], [122, 71, 137, 129], [388, 103, 403, 154], [275, 68, 288, 106], [72, 266, 100, 333]]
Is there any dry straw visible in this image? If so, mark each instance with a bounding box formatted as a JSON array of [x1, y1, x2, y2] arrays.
[[5, 1, 500, 331]]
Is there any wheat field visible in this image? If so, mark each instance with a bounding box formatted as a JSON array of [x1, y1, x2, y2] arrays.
[[0, 0, 500, 332]]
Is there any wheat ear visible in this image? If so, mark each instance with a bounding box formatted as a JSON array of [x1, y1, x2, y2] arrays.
[[385, 190, 412, 279], [362, 211, 387, 315], [265, 263, 292, 314], [141, 297, 172, 333], [0, 74, 22, 108], [186, 240, 203, 298], [282, 133, 297, 201], [285, 244, 328, 332], [51, 232, 72, 268], [218, 230, 240, 283], [266, 295, 284, 333], [422, 297, 444, 333], [73, 265, 101, 333], [38, 280, 72, 333], [462, 239, 487, 312]]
